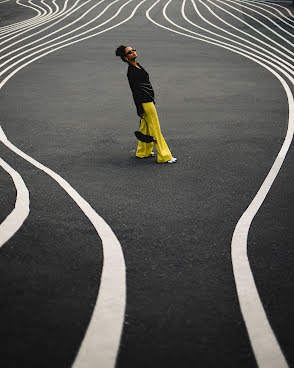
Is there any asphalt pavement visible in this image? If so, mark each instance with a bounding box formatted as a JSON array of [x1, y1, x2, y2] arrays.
[[0, 1, 294, 367]]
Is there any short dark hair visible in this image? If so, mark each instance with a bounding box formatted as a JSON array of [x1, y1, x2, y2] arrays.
[[115, 44, 128, 63]]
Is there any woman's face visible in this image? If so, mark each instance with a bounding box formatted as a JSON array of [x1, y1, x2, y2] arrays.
[[124, 47, 137, 61]]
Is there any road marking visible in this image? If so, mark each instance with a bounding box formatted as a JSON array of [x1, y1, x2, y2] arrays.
[[185, 0, 294, 75], [0, 0, 84, 59], [195, 0, 294, 73], [211, 0, 294, 58], [146, 0, 293, 366], [0, 125, 127, 368], [218, 0, 294, 44], [247, 0, 294, 18], [0, 1, 147, 366], [0, 0, 145, 91], [0, 1, 60, 42], [0, 156, 30, 248], [0, 1, 97, 63], [0, 1, 44, 35], [239, 0, 294, 28]]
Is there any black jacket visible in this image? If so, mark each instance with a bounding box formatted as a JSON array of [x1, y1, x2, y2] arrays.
[[127, 62, 155, 116]]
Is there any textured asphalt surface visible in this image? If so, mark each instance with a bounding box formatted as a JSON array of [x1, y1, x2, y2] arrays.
[[0, 1, 294, 367]]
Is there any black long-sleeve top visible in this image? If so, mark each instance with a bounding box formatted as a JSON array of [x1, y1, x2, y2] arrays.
[[127, 62, 155, 116]]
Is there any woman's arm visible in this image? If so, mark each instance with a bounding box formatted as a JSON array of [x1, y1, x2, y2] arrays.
[[127, 70, 144, 117]]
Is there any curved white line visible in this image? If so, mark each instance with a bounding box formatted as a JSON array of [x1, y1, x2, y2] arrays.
[[0, 0, 44, 34], [160, 0, 294, 78], [203, 0, 294, 68], [213, 0, 294, 51], [0, 124, 126, 368], [27, 0, 49, 16], [0, 0, 98, 64], [0, 0, 83, 60], [0, 16, 51, 40], [186, 0, 294, 76], [253, 0, 294, 18], [0, 155, 30, 248], [147, 0, 292, 366], [0, 0, 139, 83], [195, 0, 294, 71], [0, 1, 147, 366], [0, 0, 62, 40], [0, 11, 42, 36], [226, 0, 294, 38], [0, 1, 59, 42], [202, 0, 294, 65], [239, 0, 294, 26], [40, 0, 55, 15]]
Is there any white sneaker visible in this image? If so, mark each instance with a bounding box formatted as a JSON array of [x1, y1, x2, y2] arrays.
[[167, 157, 177, 164]]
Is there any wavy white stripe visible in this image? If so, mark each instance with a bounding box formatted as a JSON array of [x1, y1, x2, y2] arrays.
[[212, 0, 294, 55], [0, 1, 146, 367], [0, 1, 45, 34], [0, 155, 30, 249], [223, 0, 294, 42], [0, 125, 126, 368], [250, 0, 294, 18], [0, 0, 101, 63], [0, 0, 83, 58], [192, 0, 294, 75], [0, 0, 144, 87], [239, 0, 294, 27], [0, 0, 64, 38], [0, 1, 61, 43], [252, 0, 294, 17], [146, 0, 292, 366]]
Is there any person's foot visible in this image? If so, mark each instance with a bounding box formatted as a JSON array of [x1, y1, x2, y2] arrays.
[[135, 152, 155, 158], [167, 157, 177, 164]]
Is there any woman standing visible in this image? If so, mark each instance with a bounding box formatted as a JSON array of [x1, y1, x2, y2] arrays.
[[115, 45, 177, 164]]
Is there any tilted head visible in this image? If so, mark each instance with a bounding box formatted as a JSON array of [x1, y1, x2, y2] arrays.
[[115, 45, 137, 63]]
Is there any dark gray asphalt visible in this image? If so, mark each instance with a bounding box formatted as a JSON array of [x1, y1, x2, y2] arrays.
[[0, 1, 294, 367]]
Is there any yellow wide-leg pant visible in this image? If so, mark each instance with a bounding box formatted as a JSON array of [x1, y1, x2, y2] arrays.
[[136, 102, 173, 163]]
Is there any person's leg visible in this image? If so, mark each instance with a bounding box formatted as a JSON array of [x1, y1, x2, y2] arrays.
[[142, 102, 173, 163], [136, 117, 154, 158]]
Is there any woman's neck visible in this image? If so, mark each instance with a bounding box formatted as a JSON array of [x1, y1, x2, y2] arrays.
[[128, 60, 139, 67]]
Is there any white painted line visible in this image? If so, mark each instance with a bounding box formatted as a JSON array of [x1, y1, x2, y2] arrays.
[[0, 0, 44, 33], [0, 1, 44, 35], [0, 0, 112, 64], [0, 125, 126, 368], [195, 0, 294, 72], [213, 0, 294, 54], [0, 0, 145, 87], [0, 2, 147, 366], [146, 0, 292, 366], [201, 0, 294, 65], [0, 1, 59, 42], [185, 0, 294, 75], [0, 0, 84, 60], [226, 0, 294, 39], [159, 0, 294, 79], [239, 0, 294, 26], [0, 157, 30, 248], [204, 1, 294, 66], [248, 0, 294, 18], [0, 1, 96, 64], [28, 0, 50, 16], [0, 0, 63, 40], [0, 4, 49, 37]]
